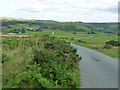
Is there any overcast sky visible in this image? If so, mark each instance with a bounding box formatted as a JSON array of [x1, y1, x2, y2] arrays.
[[0, 0, 119, 22]]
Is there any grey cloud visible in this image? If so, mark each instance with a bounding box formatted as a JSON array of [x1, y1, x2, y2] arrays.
[[18, 7, 40, 12], [92, 6, 118, 13], [106, 7, 118, 13]]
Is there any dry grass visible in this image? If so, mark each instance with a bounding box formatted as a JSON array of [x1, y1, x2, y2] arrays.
[[1, 17, 28, 21], [1, 34, 31, 37], [88, 44, 104, 47]]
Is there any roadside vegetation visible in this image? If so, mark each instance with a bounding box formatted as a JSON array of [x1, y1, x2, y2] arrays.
[[2, 35, 81, 88]]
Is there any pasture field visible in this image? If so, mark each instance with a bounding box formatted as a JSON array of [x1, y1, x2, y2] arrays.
[[5, 30, 119, 58], [20, 30, 118, 44], [69, 40, 119, 58], [18, 30, 119, 58], [80, 33, 118, 45], [19, 30, 90, 38]]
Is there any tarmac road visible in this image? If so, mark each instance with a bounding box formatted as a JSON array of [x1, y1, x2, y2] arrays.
[[71, 43, 118, 88], [74, 36, 93, 40]]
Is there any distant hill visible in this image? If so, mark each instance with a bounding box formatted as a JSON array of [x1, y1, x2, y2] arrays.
[[1, 17, 27, 21], [1, 17, 118, 35]]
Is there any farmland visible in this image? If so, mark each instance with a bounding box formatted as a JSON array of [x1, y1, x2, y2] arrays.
[[19, 30, 119, 58], [1, 17, 119, 88]]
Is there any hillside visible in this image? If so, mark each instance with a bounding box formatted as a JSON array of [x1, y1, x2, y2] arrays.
[[1, 17, 118, 35]]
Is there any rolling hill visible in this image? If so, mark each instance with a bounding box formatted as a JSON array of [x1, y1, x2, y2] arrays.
[[1, 17, 118, 35]]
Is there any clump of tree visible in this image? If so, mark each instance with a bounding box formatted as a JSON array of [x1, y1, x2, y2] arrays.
[[73, 31, 76, 34], [77, 40, 86, 43], [106, 40, 120, 46], [118, 33, 120, 36], [2, 28, 26, 34], [88, 31, 96, 34], [103, 44, 112, 49], [103, 40, 120, 49], [87, 32, 90, 34]]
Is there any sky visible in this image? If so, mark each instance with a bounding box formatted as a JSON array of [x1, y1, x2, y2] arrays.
[[0, 0, 119, 22]]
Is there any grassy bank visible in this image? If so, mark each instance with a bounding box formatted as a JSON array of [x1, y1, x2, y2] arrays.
[[69, 40, 118, 58], [2, 35, 81, 88]]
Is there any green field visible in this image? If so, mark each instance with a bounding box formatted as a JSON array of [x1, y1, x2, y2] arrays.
[[21, 30, 119, 58], [20, 30, 91, 38], [69, 40, 119, 58], [5, 29, 119, 58], [78, 33, 118, 45]]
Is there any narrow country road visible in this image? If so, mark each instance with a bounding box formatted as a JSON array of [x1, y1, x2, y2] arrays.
[[74, 36, 93, 40], [70, 43, 118, 88]]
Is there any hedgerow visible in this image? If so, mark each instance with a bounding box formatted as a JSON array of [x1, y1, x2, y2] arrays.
[[2, 35, 81, 88]]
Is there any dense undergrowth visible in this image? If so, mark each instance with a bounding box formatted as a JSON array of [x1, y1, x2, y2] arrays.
[[2, 35, 81, 88]]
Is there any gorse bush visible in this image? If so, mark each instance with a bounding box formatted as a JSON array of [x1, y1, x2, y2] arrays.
[[106, 40, 120, 46], [2, 53, 9, 63], [30, 46, 80, 88], [9, 64, 53, 88], [103, 40, 120, 49], [2, 35, 81, 88], [103, 44, 112, 49], [106, 40, 117, 46]]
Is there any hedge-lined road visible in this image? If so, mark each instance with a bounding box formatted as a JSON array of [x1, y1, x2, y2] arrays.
[[71, 43, 118, 88]]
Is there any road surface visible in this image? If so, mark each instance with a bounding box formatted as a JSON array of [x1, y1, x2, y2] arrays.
[[70, 43, 118, 88], [74, 36, 93, 40]]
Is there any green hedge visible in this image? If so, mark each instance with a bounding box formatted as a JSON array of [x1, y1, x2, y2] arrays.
[[2, 35, 81, 88]]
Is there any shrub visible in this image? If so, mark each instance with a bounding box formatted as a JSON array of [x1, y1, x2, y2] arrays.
[[73, 32, 76, 34], [77, 40, 85, 43], [70, 37, 74, 40], [103, 44, 112, 49], [9, 65, 53, 88], [106, 40, 117, 46], [2, 53, 9, 63], [105, 40, 120, 46], [3, 35, 81, 88], [115, 41, 120, 46]]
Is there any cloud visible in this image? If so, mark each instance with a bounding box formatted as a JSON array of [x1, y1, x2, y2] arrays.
[[0, 0, 119, 22], [107, 7, 118, 13], [17, 7, 40, 13]]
